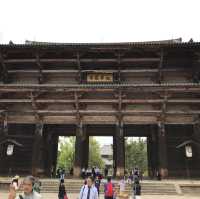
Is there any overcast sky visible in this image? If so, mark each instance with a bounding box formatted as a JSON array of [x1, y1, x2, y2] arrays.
[[0, 0, 200, 44]]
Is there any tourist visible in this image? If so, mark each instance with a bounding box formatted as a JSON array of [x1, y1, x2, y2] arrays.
[[33, 178, 42, 193], [133, 168, 139, 182], [94, 176, 101, 196], [104, 167, 108, 177], [11, 175, 20, 191], [95, 167, 100, 177], [118, 177, 126, 195], [70, 167, 73, 176], [133, 178, 141, 199], [104, 177, 114, 199], [79, 176, 98, 199], [92, 167, 96, 178], [57, 168, 61, 179], [8, 176, 42, 199], [58, 179, 67, 199], [82, 168, 86, 179], [60, 168, 65, 180]]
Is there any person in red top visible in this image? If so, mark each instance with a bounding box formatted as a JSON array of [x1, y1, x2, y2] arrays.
[[104, 177, 114, 199]]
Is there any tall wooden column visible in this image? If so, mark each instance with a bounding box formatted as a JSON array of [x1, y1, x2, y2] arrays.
[[44, 132, 56, 177], [82, 132, 89, 169], [52, 135, 59, 176], [114, 123, 125, 177], [32, 123, 45, 176], [157, 122, 168, 178], [74, 123, 84, 177]]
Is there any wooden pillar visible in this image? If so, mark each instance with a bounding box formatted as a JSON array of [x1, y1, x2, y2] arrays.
[[44, 132, 54, 177], [74, 123, 84, 177], [32, 123, 45, 176], [0, 121, 5, 171], [114, 123, 125, 178], [82, 132, 89, 169], [147, 136, 152, 178], [157, 122, 168, 178], [148, 125, 158, 178], [52, 135, 59, 177]]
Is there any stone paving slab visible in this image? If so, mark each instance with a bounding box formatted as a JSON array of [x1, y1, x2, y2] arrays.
[[1, 193, 200, 199]]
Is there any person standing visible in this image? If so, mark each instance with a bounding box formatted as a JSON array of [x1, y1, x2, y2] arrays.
[[8, 176, 42, 199], [104, 167, 108, 178], [79, 176, 98, 199], [60, 168, 65, 181], [104, 177, 114, 199], [118, 177, 126, 195], [133, 178, 141, 199], [94, 176, 101, 196], [11, 175, 20, 191], [58, 179, 67, 199]]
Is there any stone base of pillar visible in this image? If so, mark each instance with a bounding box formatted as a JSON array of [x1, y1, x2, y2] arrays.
[[160, 168, 168, 178], [74, 166, 81, 177], [116, 167, 125, 178]]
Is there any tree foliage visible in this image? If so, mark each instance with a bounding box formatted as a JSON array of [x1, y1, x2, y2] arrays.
[[57, 137, 104, 171], [88, 137, 104, 168], [125, 138, 148, 173], [57, 137, 75, 171]]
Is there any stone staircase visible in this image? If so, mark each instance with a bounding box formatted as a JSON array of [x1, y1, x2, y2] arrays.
[[180, 184, 200, 195], [40, 180, 178, 195]]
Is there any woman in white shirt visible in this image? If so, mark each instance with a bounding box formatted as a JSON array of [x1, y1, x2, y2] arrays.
[[79, 177, 98, 199]]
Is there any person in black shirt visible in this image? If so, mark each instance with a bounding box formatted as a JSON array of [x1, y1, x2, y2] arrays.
[[94, 176, 101, 196], [133, 178, 141, 199], [58, 179, 66, 199]]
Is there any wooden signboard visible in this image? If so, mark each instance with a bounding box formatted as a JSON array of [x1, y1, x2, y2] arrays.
[[87, 73, 113, 83]]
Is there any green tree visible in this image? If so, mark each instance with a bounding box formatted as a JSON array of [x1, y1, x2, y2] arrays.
[[57, 137, 75, 171], [57, 137, 104, 171], [125, 138, 148, 174], [89, 137, 104, 168]]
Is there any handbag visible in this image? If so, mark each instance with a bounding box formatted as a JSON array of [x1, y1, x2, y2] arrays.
[[64, 194, 68, 199]]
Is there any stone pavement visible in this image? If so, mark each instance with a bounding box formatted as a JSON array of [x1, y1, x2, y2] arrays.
[[1, 193, 200, 199]]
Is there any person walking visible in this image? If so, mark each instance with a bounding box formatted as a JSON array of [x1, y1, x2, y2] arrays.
[[104, 177, 114, 199], [8, 176, 42, 199], [133, 178, 141, 199], [58, 179, 67, 199], [79, 176, 98, 199], [118, 177, 126, 195], [94, 176, 101, 196]]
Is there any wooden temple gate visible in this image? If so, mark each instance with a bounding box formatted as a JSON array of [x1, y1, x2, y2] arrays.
[[0, 39, 200, 178]]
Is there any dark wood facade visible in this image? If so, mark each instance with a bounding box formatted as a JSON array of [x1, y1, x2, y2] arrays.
[[0, 39, 200, 178]]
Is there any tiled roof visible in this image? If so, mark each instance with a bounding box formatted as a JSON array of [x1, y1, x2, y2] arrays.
[[0, 38, 200, 49]]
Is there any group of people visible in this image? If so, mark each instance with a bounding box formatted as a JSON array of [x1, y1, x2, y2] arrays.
[[81, 167, 102, 179], [79, 176, 115, 199], [7, 174, 142, 199]]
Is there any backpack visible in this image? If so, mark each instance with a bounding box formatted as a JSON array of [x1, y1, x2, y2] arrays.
[[19, 195, 23, 199], [106, 183, 113, 196]]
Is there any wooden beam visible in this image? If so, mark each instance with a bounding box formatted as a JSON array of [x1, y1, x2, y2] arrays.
[[1, 109, 200, 117], [7, 68, 192, 74], [4, 57, 160, 64], [1, 98, 200, 104], [1, 83, 200, 94]]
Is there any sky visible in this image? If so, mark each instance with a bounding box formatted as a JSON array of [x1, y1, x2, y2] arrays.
[[0, 0, 200, 44]]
